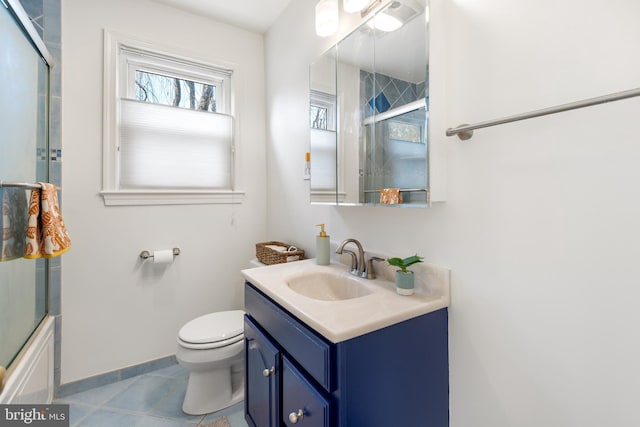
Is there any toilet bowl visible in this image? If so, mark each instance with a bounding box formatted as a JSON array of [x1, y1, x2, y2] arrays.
[[176, 309, 245, 415]]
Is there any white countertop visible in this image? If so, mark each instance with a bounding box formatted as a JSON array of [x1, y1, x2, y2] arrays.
[[242, 259, 450, 343]]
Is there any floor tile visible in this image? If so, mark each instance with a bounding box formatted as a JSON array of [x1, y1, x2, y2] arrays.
[[75, 408, 144, 427], [200, 402, 247, 427], [56, 363, 244, 427], [150, 364, 189, 379], [227, 411, 249, 427], [145, 377, 199, 421], [62, 376, 138, 406], [104, 375, 173, 412], [60, 402, 95, 427], [135, 416, 196, 427]]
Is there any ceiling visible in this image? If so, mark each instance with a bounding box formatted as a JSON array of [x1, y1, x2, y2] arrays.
[[149, 0, 295, 33]]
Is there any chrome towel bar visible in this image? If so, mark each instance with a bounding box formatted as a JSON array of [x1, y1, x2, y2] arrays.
[[0, 181, 42, 189], [446, 87, 640, 141]]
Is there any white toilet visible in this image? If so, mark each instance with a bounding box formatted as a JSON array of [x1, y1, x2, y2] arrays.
[[176, 309, 245, 415]]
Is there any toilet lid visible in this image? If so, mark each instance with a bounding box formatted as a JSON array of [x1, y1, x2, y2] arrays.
[[179, 310, 244, 344]]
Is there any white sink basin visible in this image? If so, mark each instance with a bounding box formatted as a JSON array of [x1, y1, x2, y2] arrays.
[[241, 259, 450, 343], [286, 272, 373, 301]]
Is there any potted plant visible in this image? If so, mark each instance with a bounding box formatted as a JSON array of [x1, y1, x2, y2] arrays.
[[387, 254, 424, 295]]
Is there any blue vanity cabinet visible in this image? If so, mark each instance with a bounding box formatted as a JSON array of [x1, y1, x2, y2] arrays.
[[244, 317, 280, 427], [244, 281, 449, 427]]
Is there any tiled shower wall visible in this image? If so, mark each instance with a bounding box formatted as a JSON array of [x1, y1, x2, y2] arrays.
[[360, 70, 427, 116], [19, 0, 63, 389]]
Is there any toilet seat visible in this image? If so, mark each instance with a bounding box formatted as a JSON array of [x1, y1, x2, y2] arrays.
[[178, 310, 245, 350]]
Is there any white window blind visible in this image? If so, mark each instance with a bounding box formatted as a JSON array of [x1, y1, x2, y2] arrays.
[[119, 98, 233, 189], [309, 128, 337, 191]]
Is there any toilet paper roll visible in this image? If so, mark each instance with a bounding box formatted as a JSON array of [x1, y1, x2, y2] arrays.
[[153, 249, 174, 264]]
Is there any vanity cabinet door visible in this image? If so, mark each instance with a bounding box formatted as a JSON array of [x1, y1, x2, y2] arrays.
[[282, 357, 332, 427], [245, 317, 280, 427], [245, 283, 335, 391]]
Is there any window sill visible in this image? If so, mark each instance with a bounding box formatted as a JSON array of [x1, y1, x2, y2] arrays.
[[101, 190, 245, 206]]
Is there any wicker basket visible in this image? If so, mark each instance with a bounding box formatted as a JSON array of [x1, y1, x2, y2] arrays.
[[256, 241, 305, 265]]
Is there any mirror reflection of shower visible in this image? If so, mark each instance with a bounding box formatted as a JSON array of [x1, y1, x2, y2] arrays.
[[309, 0, 429, 207]]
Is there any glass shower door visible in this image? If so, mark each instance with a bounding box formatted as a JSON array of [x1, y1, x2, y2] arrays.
[[0, 1, 50, 369]]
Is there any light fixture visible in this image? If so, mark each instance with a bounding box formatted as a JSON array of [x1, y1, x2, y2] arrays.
[[365, 0, 422, 33], [343, 0, 370, 13], [315, 0, 339, 37], [367, 11, 403, 32]]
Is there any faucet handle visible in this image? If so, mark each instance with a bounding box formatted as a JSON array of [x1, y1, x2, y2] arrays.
[[366, 256, 386, 280]]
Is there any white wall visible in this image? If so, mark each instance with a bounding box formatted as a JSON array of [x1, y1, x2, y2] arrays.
[[61, 0, 266, 383], [266, 0, 640, 426]]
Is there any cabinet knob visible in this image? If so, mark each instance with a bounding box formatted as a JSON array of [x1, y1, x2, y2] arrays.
[[262, 366, 275, 377], [289, 409, 304, 423]]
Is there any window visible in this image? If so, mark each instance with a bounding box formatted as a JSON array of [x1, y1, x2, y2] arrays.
[[310, 104, 328, 130], [388, 121, 422, 143], [309, 90, 336, 131], [134, 70, 217, 112], [102, 32, 244, 205]]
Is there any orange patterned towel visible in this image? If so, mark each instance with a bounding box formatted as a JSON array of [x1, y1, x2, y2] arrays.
[[24, 183, 71, 259], [380, 188, 403, 204]]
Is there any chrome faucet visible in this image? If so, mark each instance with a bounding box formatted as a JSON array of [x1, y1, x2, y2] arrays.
[[336, 239, 366, 278], [340, 249, 359, 275]]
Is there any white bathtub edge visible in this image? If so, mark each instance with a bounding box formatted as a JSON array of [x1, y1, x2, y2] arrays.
[[0, 316, 55, 404]]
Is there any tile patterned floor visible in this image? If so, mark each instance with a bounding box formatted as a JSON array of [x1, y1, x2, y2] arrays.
[[54, 364, 248, 427]]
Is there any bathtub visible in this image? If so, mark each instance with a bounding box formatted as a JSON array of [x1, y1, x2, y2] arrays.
[[0, 316, 54, 404]]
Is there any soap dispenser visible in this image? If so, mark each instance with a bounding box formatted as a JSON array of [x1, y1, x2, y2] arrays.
[[315, 224, 330, 265]]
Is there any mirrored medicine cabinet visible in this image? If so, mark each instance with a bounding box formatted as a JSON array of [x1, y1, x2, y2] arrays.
[[309, 0, 429, 207]]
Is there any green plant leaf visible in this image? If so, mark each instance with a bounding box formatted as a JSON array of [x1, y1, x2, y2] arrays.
[[387, 257, 405, 268], [402, 255, 424, 267], [387, 255, 423, 273]]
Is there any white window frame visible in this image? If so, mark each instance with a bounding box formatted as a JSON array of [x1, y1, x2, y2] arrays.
[[101, 30, 245, 206]]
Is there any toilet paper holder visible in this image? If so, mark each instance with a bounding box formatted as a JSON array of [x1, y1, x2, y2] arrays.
[[139, 248, 181, 260]]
